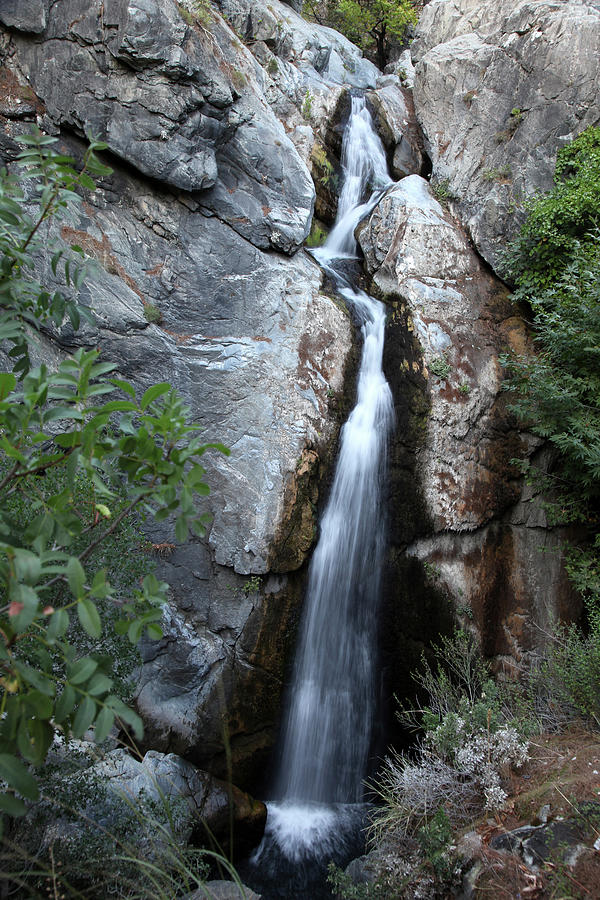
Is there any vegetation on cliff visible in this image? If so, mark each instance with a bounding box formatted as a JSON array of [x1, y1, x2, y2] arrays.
[[502, 127, 600, 721], [331, 127, 600, 900]]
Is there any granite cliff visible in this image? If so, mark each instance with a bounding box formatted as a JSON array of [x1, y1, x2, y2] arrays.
[[1, 0, 597, 804]]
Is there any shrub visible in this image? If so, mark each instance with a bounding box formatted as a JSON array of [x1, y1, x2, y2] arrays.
[[428, 356, 451, 379], [501, 125, 600, 298], [301, 88, 313, 120], [502, 128, 600, 675], [526, 621, 600, 731], [1, 744, 241, 898], [370, 631, 529, 843], [430, 178, 456, 204], [0, 128, 228, 822], [143, 301, 162, 324]]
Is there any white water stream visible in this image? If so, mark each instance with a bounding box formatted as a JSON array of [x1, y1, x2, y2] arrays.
[[251, 97, 395, 888]]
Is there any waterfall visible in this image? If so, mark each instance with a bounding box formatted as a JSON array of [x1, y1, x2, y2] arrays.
[[248, 96, 394, 895]]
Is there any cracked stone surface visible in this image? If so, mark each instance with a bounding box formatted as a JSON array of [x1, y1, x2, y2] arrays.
[[0, 0, 356, 777], [411, 0, 600, 269], [358, 175, 575, 666]]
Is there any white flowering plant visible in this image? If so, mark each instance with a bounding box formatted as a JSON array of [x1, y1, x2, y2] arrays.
[[369, 630, 530, 848]]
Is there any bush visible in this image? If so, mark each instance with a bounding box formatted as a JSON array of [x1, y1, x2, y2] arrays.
[[501, 131, 600, 726], [501, 125, 600, 299], [1, 743, 241, 898], [0, 128, 228, 822], [370, 632, 529, 842], [526, 622, 600, 731]]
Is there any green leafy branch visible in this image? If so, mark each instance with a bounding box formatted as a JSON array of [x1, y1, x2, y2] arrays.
[[0, 129, 228, 822]]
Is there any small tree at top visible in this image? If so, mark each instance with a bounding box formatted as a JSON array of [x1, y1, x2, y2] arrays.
[[332, 0, 416, 69]]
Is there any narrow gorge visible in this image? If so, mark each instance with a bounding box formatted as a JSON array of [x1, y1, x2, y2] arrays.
[[1, 0, 599, 897]]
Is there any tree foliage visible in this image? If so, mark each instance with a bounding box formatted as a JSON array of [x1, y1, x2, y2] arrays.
[[502, 126, 600, 300], [502, 126, 600, 617], [305, 0, 417, 68], [0, 130, 228, 823]]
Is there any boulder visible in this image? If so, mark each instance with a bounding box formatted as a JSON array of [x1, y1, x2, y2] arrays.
[[87, 749, 267, 847], [187, 883, 261, 900], [368, 78, 423, 179], [411, 0, 600, 270], [27, 747, 266, 877]]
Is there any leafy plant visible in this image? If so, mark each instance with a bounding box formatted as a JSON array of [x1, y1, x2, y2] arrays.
[[416, 806, 453, 879], [430, 177, 456, 204], [526, 620, 600, 731], [428, 356, 451, 379], [0, 129, 228, 822], [301, 88, 313, 120], [177, 0, 211, 28], [143, 301, 162, 325], [501, 125, 600, 298], [482, 165, 512, 182], [1, 744, 242, 898], [331, 0, 417, 69], [499, 128, 600, 736]]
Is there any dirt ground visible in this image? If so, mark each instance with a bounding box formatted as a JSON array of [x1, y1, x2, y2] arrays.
[[469, 729, 600, 899]]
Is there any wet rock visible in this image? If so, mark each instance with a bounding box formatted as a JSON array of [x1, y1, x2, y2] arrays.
[[359, 175, 576, 662], [411, 0, 600, 269], [368, 78, 423, 179], [187, 883, 261, 900]]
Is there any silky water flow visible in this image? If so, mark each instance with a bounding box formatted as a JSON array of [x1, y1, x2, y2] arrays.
[[246, 97, 395, 897]]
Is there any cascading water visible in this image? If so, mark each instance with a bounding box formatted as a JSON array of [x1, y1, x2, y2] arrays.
[[247, 96, 395, 897]]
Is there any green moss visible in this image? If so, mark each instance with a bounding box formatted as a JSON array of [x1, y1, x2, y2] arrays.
[[306, 220, 328, 248]]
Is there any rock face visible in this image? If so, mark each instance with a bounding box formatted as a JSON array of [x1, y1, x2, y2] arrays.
[[1, 0, 592, 799], [0, 0, 361, 780], [411, 0, 600, 269], [358, 176, 575, 672], [87, 748, 266, 849]]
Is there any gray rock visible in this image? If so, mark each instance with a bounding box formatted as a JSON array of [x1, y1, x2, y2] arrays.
[[359, 175, 574, 660], [491, 819, 586, 869], [0, 0, 46, 33], [368, 80, 423, 179], [215, 0, 380, 90], [0, 0, 354, 775], [411, 0, 600, 269], [10, 0, 315, 250], [30, 747, 266, 863], [187, 882, 261, 900], [86, 749, 266, 844]]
